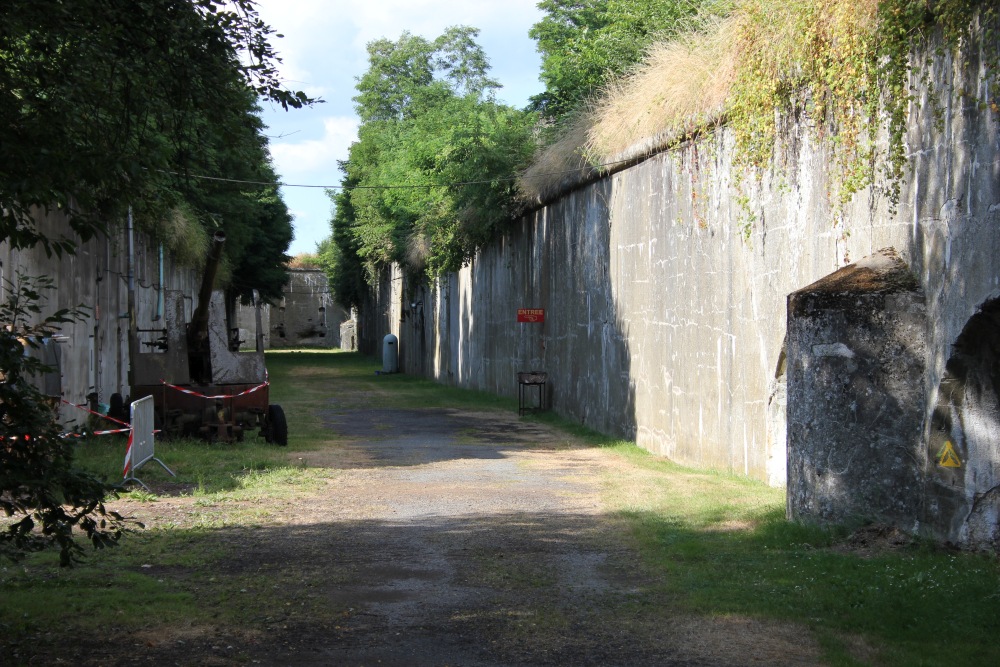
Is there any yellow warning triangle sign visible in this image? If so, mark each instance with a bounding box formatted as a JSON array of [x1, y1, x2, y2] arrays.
[[937, 441, 962, 468]]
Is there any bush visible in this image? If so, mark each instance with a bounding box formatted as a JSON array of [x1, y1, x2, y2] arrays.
[[0, 274, 135, 566]]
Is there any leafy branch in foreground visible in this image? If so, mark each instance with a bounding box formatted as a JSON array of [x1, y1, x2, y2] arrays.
[[0, 274, 138, 566]]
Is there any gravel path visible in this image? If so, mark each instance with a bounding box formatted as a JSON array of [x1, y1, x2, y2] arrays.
[[18, 403, 820, 666], [230, 405, 819, 666]]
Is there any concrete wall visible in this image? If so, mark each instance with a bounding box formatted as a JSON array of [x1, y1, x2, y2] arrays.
[[237, 269, 348, 349], [362, 23, 1000, 513], [786, 250, 928, 528], [1, 210, 200, 426], [3, 219, 355, 424]]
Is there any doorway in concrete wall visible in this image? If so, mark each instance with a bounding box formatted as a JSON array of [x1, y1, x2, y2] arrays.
[[926, 297, 1000, 550]]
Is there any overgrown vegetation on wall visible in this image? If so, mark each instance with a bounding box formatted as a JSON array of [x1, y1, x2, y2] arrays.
[[323, 0, 996, 305], [528, 0, 720, 123], [524, 0, 999, 209]]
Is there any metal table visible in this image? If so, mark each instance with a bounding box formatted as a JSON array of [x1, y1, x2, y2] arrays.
[[517, 371, 547, 416]]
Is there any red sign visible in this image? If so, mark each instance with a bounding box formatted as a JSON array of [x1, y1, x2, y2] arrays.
[[518, 308, 545, 323]]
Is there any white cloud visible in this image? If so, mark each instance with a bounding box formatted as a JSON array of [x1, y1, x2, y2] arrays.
[[348, 0, 537, 45], [270, 116, 359, 184], [256, 0, 542, 89]]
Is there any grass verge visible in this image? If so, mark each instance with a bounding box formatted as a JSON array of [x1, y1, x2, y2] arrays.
[[598, 442, 1000, 667]]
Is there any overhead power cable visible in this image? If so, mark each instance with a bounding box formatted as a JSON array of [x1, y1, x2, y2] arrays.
[[153, 157, 635, 191]]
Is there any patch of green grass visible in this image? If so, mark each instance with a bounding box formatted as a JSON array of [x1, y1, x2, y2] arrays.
[[0, 523, 349, 642], [0, 530, 227, 634], [602, 443, 1000, 666], [267, 349, 513, 408], [524, 410, 616, 447], [0, 567, 196, 634], [75, 441, 331, 507]]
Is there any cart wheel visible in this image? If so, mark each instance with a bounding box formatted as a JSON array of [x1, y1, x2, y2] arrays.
[[265, 404, 288, 446]]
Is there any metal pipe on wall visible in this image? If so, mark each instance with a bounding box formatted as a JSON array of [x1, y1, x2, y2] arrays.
[[153, 244, 164, 322], [126, 206, 136, 391]]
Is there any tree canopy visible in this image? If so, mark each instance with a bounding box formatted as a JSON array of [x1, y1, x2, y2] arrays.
[[0, 0, 306, 565], [329, 27, 536, 307], [0, 0, 305, 298], [529, 0, 711, 122]]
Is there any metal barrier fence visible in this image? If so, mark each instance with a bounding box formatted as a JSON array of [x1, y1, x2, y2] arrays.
[[122, 395, 175, 490]]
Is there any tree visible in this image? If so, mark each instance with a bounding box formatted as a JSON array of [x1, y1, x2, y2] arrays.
[[0, 276, 136, 566], [0, 0, 310, 257], [529, 0, 710, 121], [330, 26, 536, 298], [327, 177, 368, 311], [167, 87, 294, 303]]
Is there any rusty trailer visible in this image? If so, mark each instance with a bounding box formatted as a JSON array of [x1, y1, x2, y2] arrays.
[[128, 232, 287, 445]]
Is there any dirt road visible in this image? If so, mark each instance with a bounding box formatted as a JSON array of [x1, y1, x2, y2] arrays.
[[24, 400, 819, 666], [228, 402, 816, 665]]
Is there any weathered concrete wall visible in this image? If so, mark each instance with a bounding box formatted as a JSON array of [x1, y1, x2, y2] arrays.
[[3, 218, 353, 430], [268, 269, 346, 348], [237, 269, 348, 349], [925, 297, 1000, 550], [340, 318, 358, 351], [362, 22, 1000, 519], [786, 250, 928, 528], [1, 210, 200, 426]]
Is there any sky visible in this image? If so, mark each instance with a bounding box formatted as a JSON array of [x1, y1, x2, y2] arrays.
[[252, 0, 547, 256]]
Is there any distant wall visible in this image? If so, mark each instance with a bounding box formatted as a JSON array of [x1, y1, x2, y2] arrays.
[[238, 269, 348, 349], [2, 217, 351, 430], [360, 22, 1000, 543]]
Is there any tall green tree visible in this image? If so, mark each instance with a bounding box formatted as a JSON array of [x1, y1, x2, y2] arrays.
[[0, 0, 308, 257], [529, 0, 711, 121], [329, 26, 536, 304], [165, 85, 294, 302], [325, 184, 369, 311]]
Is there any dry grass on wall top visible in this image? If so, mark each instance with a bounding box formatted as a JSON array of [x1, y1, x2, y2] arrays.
[[518, 14, 740, 205], [289, 253, 322, 269], [517, 4, 772, 203], [517, 0, 988, 208], [588, 15, 739, 162], [148, 206, 210, 269], [518, 117, 595, 204]]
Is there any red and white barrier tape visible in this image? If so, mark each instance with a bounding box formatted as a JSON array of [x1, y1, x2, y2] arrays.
[[57, 398, 132, 439], [123, 429, 134, 477], [59, 427, 132, 438], [159, 378, 269, 400], [52, 371, 269, 444], [60, 398, 131, 428], [9, 429, 129, 440]]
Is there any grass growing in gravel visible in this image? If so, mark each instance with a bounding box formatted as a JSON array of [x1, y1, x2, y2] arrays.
[[1, 350, 520, 649], [74, 435, 323, 497], [2, 350, 998, 667]]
